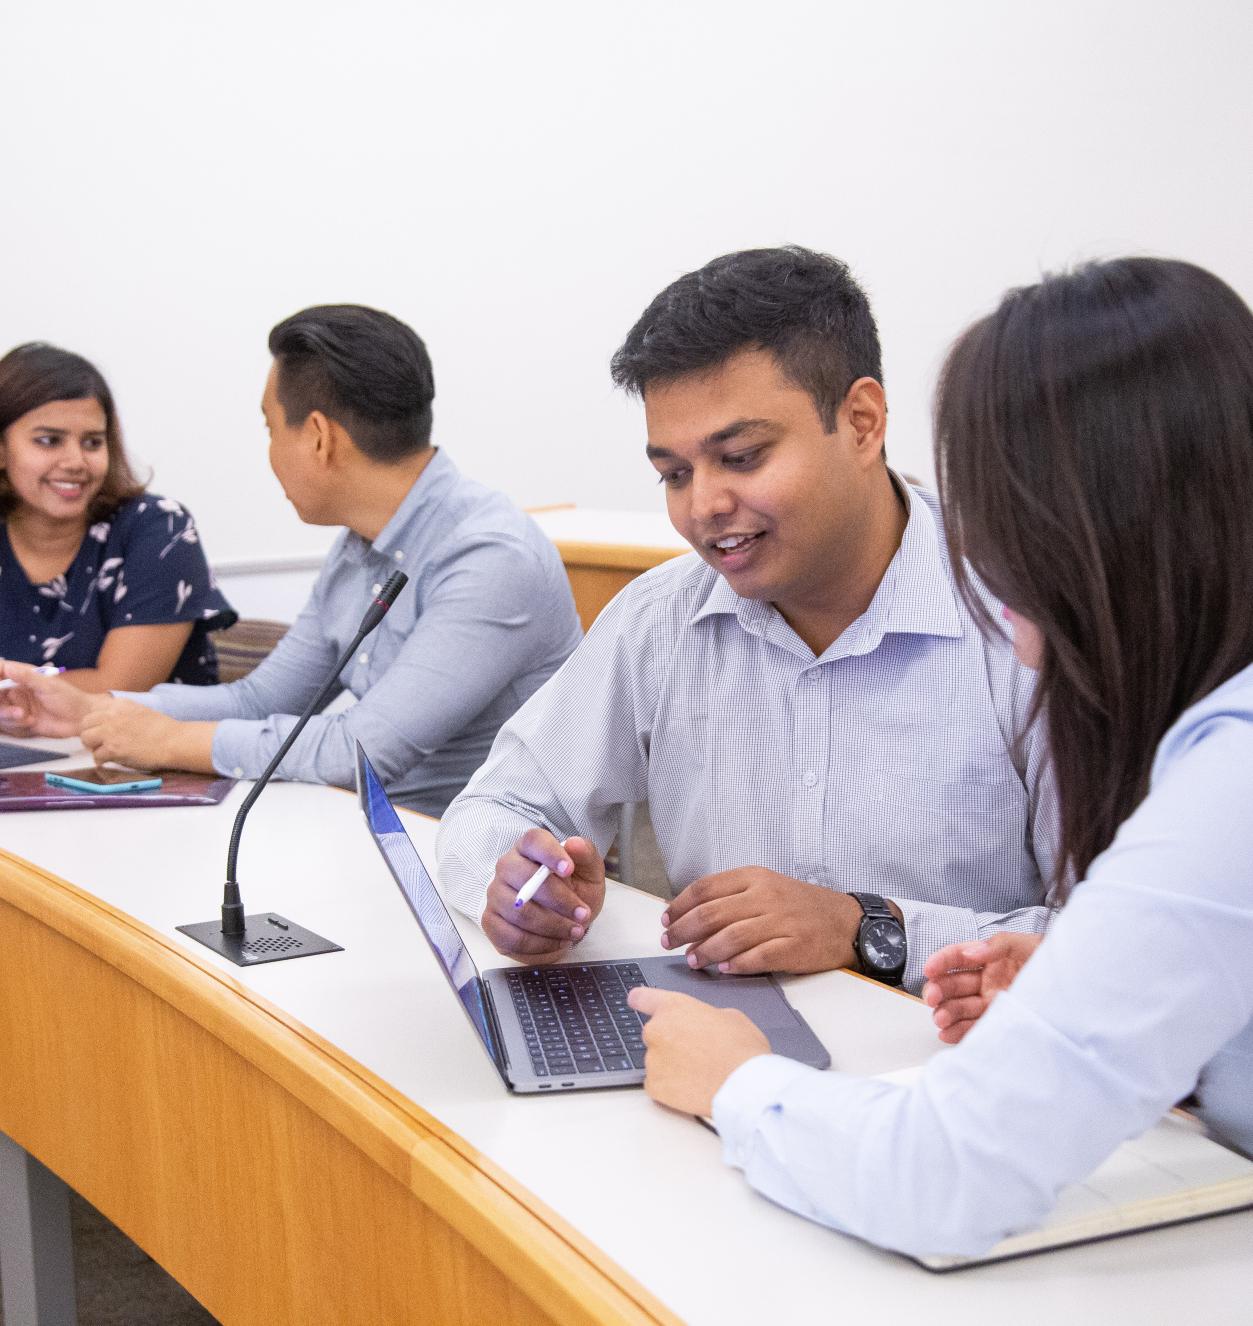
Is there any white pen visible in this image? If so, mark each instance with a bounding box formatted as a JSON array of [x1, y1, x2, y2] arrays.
[[512, 839, 569, 909], [0, 664, 65, 692]]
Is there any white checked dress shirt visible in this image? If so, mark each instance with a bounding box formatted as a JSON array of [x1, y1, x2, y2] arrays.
[[438, 481, 1057, 992]]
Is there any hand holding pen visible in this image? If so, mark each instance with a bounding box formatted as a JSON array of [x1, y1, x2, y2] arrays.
[[0, 660, 95, 738], [0, 663, 65, 693], [480, 827, 607, 964]]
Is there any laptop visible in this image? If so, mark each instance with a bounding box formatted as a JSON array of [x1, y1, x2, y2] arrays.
[[356, 743, 830, 1093]]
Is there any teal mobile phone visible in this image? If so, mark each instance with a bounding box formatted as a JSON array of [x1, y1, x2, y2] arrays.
[[45, 771, 163, 795]]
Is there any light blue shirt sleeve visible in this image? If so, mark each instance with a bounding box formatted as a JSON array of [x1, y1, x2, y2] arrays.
[[711, 691, 1253, 1257], [438, 583, 652, 922], [136, 533, 569, 793]]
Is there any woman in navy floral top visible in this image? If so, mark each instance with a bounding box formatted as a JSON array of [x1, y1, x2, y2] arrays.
[[0, 343, 236, 688]]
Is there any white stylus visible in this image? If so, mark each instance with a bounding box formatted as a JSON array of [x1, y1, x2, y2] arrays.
[[512, 839, 569, 909]]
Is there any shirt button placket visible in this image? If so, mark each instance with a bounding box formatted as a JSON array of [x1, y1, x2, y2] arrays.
[[795, 666, 828, 886]]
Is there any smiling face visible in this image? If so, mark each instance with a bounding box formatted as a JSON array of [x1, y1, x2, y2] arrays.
[[644, 348, 887, 628], [0, 397, 110, 530]]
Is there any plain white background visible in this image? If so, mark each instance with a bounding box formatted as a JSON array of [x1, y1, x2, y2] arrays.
[[2, 0, 1250, 576]]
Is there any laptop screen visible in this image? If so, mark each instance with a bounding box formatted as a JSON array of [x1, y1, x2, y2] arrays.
[[356, 745, 502, 1065]]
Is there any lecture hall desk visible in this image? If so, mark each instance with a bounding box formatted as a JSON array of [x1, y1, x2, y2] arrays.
[[1, 739, 1252, 1324]]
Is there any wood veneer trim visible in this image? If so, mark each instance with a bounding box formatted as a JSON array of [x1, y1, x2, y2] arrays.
[[554, 540, 686, 572], [0, 851, 681, 1326]]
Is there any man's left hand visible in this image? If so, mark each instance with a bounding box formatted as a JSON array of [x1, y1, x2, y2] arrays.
[[661, 868, 866, 974], [628, 986, 770, 1117], [81, 700, 181, 770]]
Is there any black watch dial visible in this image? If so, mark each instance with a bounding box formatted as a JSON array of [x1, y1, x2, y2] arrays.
[[860, 917, 906, 973]]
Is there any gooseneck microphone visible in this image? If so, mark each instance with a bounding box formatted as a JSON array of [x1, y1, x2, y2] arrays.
[[177, 571, 409, 966]]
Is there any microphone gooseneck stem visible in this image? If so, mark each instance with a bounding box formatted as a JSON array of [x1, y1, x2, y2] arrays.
[[220, 571, 407, 934]]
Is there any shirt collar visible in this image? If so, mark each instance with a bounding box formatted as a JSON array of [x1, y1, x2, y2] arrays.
[[691, 473, 964, 656], [342, 447, 458, 565]]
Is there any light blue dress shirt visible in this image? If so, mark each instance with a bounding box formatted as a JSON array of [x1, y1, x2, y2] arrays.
[[712, 660, 1253, 1258], [438, 481, 1058, 991], [131, 450, 583, 815]]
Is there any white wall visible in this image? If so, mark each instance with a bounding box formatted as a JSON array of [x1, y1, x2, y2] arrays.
[[3, 0, 1250, 573]]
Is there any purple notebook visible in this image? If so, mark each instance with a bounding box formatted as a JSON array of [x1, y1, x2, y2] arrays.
[[0, 768, 237, 812]]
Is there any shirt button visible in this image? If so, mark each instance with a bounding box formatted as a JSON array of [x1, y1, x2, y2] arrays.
[[232, 767, 244, 778], [393, 550, 404, 561], [803, 771, 818, 788], [806, 877, 819, 885], [371, 583, 382, 595], [358, 652, 369, 665]]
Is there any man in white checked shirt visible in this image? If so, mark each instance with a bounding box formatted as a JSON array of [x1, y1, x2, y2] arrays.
[[436, 247, 1056, 994]]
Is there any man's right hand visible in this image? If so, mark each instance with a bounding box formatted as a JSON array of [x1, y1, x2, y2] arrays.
[[481, 829, 606, 964], [0, 661, 100, 737]]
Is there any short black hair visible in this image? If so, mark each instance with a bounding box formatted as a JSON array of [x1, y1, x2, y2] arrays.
[[610, 246, 882, 429], [267, 305, 435, 462]]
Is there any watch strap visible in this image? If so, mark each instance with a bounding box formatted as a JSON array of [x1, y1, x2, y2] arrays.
[[849, 891, 907, 985], [849, 892, 895, 922]]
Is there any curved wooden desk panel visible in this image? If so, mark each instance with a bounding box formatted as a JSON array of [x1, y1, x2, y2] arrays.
[[553, 544, 685, 632], [0, 850, 678, 1326], [526, 508, 688, 630]]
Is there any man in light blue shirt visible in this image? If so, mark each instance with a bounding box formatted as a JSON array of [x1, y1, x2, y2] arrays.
[[3, 305, 582, 814], [437, 247, 1056, 992]]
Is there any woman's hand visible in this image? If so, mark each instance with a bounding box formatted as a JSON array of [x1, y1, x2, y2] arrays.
[[0, 660, 101, 736], [921, 932, 1044, 1044], [627, 987, 770, 1117]]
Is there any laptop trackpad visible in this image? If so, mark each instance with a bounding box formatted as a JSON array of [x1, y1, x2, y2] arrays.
[[639, 956, 830, 1067]]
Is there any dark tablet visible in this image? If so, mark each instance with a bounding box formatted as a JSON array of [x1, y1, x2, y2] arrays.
[[0, 740, 68, 770]]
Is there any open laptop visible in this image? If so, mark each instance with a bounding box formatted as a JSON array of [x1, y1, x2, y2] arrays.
[[356, 743, 830, 1094]]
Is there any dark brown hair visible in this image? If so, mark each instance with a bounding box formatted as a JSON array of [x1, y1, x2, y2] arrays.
[[0, 343, 145, 524], [936, 258, 1253, 889]]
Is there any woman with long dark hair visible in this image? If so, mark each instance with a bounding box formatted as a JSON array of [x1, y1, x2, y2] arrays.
[[628, 257, 1253, 1256], [0, 343, 235, 693]]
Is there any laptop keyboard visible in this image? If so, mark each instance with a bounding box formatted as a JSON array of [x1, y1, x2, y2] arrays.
[[506, 963, 648, 1077]]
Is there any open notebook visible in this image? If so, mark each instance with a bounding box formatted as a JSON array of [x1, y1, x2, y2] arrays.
[[878, 1068, 1253, 1271]]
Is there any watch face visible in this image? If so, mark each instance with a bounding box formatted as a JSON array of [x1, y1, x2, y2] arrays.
[[861, 918, 906, 972]]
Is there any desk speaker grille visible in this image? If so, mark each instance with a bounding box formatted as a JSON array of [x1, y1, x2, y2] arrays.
[[242, 935, 303, 955]]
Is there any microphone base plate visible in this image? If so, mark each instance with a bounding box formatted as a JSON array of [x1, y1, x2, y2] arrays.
[[176, 913, 343, 966]]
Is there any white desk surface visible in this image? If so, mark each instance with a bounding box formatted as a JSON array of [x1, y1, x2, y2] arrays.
[[3, 738, 1251, 1324], [527, 508, 688, 552]]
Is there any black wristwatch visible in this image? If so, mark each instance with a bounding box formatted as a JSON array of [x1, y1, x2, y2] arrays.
[[850, 892, 907, 986]]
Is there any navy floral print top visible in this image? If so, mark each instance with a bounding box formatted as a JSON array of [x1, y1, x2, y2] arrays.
[[0, 493, 237, 685]]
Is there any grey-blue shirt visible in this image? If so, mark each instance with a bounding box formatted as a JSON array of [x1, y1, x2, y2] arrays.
[[133, 449, 582, 814]]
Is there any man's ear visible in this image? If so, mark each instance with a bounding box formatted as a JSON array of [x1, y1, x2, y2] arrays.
[[305, 410, 336, 468], [842, 377, 888, 467]]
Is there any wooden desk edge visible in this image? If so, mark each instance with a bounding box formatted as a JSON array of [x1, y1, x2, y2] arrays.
[[552, 539, 686, 573], [0, 848, 680, 1326]]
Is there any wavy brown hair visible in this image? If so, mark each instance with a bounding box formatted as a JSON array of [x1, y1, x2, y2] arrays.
[[936, 258, 1253, 890], [0, 343, 145, 525]]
